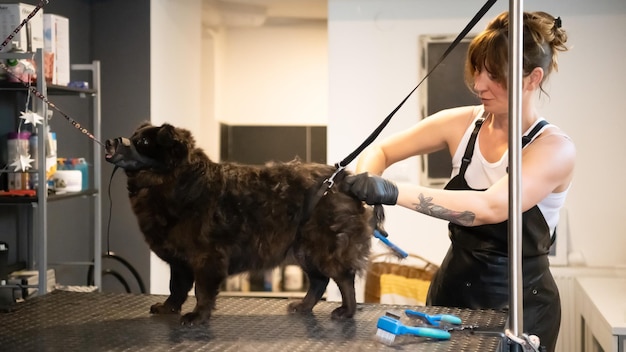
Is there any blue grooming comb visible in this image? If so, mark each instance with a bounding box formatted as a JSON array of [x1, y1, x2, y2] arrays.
[[405, 309, 463, 326], [375, 315, 451, 345], [374, 229, 408, 258]]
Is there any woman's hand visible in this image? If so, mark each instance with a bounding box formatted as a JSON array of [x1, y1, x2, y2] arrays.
[[343, 173, 398, 205]]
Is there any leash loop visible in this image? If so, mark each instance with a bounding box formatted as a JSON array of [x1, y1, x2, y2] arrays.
[[322, 164, 346, 191]]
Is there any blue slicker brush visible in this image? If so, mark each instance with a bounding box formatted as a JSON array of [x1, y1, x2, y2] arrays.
[[375, 315, 451, 346], [373, 229, 408, 258], [405, 309, 463, 326]]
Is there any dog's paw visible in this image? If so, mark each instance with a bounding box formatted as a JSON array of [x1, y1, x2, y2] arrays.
[[150, 302, 180, 315], [180, 312, 210, 326], [286, 301, 313, 314], [330, 306, 355, 320]]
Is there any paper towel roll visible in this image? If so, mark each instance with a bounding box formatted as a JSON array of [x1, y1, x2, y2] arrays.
[[283, 265, 303, 291]]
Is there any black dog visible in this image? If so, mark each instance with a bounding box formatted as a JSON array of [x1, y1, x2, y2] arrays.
[[105, 122, 379, 325]]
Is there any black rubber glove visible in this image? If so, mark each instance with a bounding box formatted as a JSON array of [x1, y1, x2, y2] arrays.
[[343, 172, 398, 205]]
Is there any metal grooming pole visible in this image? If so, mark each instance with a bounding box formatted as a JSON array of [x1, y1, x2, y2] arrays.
[[508, 0, 525, 350]]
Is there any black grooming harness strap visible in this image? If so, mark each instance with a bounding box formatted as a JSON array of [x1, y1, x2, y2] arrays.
[[459, 117, 550, 177]]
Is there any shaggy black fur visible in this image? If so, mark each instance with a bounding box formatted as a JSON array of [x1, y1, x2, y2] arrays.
[[104, 122, 376, 325]]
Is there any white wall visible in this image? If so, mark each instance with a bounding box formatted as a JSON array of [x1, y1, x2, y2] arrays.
[[328, 0, 626, 267], [150, 0, 203, 131], [218, 24, 328, 125], [149, 0, 204, 294]]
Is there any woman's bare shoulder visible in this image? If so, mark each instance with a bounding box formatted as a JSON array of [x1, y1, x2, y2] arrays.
[[537, 124, 575, 148], [429, 105, 480, 121]]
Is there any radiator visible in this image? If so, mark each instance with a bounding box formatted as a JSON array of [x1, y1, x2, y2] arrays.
[[554, 272, 577, 352], [551, 266, 626, 352]]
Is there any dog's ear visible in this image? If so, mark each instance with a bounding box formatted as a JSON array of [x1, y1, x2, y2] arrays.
[[157, 124, 173, 135], [137, 121, 152, 129], [158, 124, 193, 161], [157, 124, 178, 147]]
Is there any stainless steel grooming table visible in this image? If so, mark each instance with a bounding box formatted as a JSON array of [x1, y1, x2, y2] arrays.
[[0, 290, 508, 351]]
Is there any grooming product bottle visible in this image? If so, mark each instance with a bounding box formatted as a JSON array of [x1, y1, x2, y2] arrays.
[[28, 133, 38, 189], [45, 127, 57, 183], [6, 131, 31, 190]]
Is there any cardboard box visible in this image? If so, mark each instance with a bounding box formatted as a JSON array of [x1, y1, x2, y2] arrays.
[[43, 14, 69, 86], [0, 3, 44, 52], [8, 268, 56, 298]]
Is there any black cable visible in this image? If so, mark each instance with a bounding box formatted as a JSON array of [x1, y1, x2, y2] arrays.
[[87, 165, 147, 293], [102, 269, 131, 293], [87, 253, 146, 293], [106, 166, 119, 255]]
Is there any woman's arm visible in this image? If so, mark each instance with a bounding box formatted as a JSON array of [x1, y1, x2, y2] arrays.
[[356, 106, 478, 175], [348, 130, 576, 226]]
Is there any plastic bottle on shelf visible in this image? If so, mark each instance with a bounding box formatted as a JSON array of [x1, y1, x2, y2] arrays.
[[74, 158, 89, 190], [28, 133, 39, 190], [7, 131, 31, 190], [1, 42, 20, 81], [3, 42, 36, 83], [45, 128, 57, 183]]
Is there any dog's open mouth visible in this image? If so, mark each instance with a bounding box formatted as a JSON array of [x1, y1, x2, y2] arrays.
[[105, 152, 123, 164], [104, 138, 125, 164]]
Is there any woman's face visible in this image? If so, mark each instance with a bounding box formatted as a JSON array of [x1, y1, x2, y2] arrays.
[[473, 69, 509, 114]]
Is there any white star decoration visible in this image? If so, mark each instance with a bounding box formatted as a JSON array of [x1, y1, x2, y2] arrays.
[[10, 154, 34, 172], [19, 110, 44, 125]]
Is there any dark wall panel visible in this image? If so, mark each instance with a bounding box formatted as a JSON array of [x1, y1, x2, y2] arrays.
[[420, 36, 480, 185], [92, 0, 152, 292], [221, 125, 327, 165]]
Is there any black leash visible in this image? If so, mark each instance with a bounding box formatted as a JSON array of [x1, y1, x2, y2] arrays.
[[300, 0, 499, 241], [315, 0, 499, 199]]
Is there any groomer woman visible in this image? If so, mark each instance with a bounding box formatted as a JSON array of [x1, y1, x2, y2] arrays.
[[344, 11, 574, 352]]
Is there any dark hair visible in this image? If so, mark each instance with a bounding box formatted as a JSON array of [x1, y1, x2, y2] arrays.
[[465, 11, 568, 93]]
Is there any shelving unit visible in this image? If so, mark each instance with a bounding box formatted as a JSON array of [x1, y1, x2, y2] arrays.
[[0, 49, 102, 296]]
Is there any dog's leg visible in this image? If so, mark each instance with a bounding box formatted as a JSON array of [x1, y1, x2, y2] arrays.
[[329, 272, 357, 320], [180, 267, 223, 326], [287, 270, 329, 315], [150, 259, 194, 315]]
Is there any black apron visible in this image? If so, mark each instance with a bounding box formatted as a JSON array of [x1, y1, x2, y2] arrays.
[[426, 118, 561, 352]]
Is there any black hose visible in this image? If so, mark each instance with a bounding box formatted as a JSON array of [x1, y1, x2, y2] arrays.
[[87, 252, 147, 293]]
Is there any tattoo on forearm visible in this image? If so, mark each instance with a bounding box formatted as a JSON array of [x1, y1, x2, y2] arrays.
[[413, 193, 475, 226]]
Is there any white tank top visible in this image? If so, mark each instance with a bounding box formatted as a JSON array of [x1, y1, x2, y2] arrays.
[[450, 108, 569, 235]]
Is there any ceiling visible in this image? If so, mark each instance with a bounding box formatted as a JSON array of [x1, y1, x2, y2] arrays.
[[203, 0, 328, 28]]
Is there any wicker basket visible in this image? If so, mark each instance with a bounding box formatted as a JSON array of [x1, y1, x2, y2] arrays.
[[364, 252, 439, 304]]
